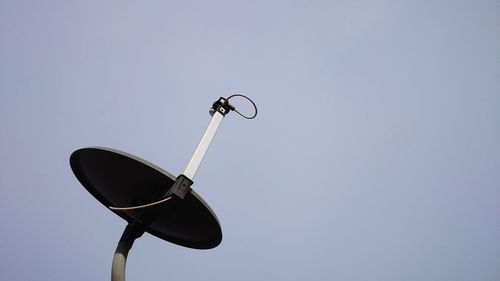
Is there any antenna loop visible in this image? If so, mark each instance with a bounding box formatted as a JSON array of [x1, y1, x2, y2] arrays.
[[227, 93, 258, 119]]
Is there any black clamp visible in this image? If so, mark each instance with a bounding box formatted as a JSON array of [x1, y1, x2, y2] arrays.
[[209, 97, 235, 116], [165, 174, 193, 200]]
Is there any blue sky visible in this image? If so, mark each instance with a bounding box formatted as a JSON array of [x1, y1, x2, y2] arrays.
[[1, 1, 499, 280]]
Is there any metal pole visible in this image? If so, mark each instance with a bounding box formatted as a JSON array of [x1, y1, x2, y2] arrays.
[[111, 223, 145, 281], [183, 111, 224, 180]]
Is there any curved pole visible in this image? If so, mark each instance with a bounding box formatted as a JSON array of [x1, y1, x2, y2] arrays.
[[112, 223, 145, 281]]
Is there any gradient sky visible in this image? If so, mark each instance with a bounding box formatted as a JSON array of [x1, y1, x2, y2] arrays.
[[1, 1, 499, 280]]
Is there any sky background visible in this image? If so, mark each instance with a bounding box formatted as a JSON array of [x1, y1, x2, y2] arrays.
[[1, 0, 499, 280]]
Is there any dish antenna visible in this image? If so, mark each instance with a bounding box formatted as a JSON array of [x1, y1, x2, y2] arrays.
[[70, 94, 257, 281]]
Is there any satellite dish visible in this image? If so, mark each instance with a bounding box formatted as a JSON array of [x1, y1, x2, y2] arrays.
[[69, 95, 257, 281], [70, 147, 222, 249]]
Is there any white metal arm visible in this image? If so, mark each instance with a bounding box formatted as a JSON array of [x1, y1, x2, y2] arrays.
[[183, 111, 224, 180]]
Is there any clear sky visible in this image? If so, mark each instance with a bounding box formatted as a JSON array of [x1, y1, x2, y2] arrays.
[[1, 1, 499, 280]]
